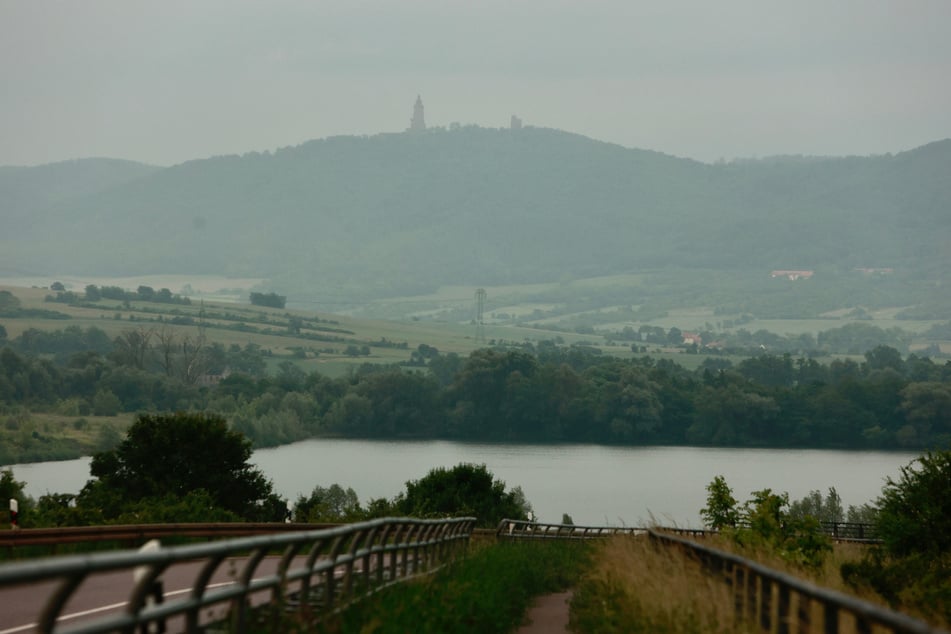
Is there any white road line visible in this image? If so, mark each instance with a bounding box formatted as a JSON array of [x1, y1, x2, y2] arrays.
[[0, 581, 238, 634]]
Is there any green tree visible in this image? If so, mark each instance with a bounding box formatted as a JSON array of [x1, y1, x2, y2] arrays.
[[82, 412, 285, 522], [788, 487, 844, 523], [842, 450, 951, 621], [293, 484, 363, 523], [876, 450, 951, 557], [864, 345, 904, 374], [249, 292, 286, 309], [699, 475, 739, 529], [0, 290, 21, 311], [397, 463, 532, 528], [84, 284, 101, 301], [92, 388, 121, 416], [700, 476, 829, 567]]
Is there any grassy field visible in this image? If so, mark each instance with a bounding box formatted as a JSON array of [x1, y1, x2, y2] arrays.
[[4, 268, 947, 376], [0, 281, 625, 378], [0, 410, 134, 465]]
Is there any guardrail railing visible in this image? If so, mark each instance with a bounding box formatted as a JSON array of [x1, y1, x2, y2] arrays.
[[654, 521, 880, 544], [497, 519, 643, 540], [0, 522, 340, 552], [0, 516, 474, 634], [648, 528, 945, 634]]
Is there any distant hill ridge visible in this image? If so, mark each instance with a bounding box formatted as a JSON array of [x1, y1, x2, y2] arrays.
[[2, 128, 948, 297]]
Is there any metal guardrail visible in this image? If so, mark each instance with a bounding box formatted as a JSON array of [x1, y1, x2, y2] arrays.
[[656, 521, 880, 544], [818, 521, 879, 541], [496, 519, 643, 540], [0, 522, 340, 550], [0, 516, 474, 634], [495, 520, 878, 543], [648, 528, 946, 634]]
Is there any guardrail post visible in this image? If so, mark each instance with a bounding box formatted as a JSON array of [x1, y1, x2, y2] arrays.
[[758, 574, 772, 632], [342, 526, 364, 599], [298, 535, 328, 611], [374, 524, 392, 587], [777, 582, 791, 634], [823, 602, 839, 634], [324, 534, 349, 611], [746, 569, 758, 624], [38, 573, 88, 633], [358, 524, 379, 595], [231, 546, 269, 633], [400, 523, 419, 577], [797, 592, 810, 634], [131, 540, 166, 634]]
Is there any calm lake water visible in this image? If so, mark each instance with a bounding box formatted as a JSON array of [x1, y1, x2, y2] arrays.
[[7, 441, 920, 527]]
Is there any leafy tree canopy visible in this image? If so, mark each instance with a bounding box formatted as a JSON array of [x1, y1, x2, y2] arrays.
[[397, 463, 532, 528], [876, 450, 951, 558], [841, 450, 951, 623], [292, 484, 363, 523], [84, 412, 285, 522], [699, 476, 831, 568]]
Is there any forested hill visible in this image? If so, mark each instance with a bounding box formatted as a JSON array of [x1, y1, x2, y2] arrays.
[[2, 128, 949, 296], [2, 158, 161, 264]]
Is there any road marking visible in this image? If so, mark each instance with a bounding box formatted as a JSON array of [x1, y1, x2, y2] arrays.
[[0, 581, 237, 634]]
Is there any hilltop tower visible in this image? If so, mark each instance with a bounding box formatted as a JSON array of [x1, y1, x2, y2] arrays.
[[409, 95, 426, 132]]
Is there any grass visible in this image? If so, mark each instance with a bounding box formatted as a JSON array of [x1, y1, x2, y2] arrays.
[[0, 283, 598, 371], [316, 539, 591, 634], [0, 410, 133, 465], [571, 534, 948, 634], [571, 534, 753, 634]]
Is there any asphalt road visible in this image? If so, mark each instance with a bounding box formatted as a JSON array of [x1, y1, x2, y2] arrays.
[[0, 556, 288, 634]]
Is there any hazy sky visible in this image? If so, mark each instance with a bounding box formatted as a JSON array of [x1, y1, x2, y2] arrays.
[[2, 0, 949, 166]]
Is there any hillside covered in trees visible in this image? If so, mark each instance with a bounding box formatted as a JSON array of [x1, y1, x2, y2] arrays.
[[2, 128, 949, 306]]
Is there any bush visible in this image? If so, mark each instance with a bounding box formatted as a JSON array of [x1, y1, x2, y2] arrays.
[[841, 450, 951, 625], [397, 463, 532, 528], [699, 476, 830, 568]]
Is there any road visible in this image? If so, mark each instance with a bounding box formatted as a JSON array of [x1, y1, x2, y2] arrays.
[[0, 556, 289, 634]]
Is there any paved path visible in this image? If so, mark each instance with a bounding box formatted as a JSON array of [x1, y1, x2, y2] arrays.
[[516, 591, 573, 633]]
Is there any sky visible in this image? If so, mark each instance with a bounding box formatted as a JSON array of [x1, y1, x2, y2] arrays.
[[1, 0, 949, 167]]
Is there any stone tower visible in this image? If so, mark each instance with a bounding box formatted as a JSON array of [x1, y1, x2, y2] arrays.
[[409, 95, 426, 132]]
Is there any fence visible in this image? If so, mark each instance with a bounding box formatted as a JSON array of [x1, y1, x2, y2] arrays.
[[654, 521, 879, 543], [496, 518, 642, 540], [0, 522, 339, 551], [0, 516, 474, 634], [648, 528, 945, 634]]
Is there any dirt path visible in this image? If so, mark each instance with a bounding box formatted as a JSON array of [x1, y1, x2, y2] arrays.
[[516, 590, 573, 633]]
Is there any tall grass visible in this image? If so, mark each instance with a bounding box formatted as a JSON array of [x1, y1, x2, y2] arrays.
[[318, 540, 591, 634], [571, 534, 947, 633], [571, 534, 754, 633]]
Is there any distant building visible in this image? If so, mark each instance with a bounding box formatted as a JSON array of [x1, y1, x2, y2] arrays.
[[510, 115, 522, 130], [409, 95, 426, 132], [770, 270, 814, 280], [682, 332, 702, 346]]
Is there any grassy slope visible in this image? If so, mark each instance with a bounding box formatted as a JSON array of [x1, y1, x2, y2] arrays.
[[0, 284, 612, 375]]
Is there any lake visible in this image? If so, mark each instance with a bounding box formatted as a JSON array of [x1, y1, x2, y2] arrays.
[[7, 441, 920, 527]]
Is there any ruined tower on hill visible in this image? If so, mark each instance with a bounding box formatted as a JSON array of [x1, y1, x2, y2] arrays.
[[409, 95, 426, 132]]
